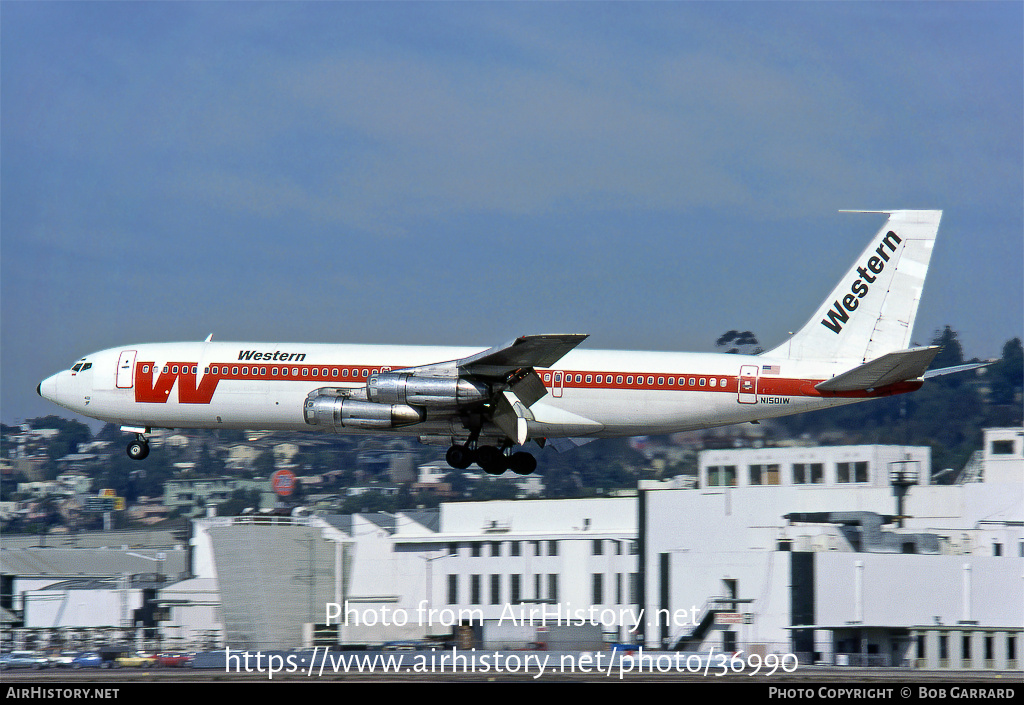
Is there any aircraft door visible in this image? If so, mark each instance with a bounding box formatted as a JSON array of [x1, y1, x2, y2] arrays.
[[738, 365, 758, 404], [116, 350, 137, 389], [551, 371, 564, 398]]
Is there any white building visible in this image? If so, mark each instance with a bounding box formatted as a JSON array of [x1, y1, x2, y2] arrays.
[[640, 429, 1023, 669], [397, 497, 639, 644], [699, 444, 932, 488], [188, 497, 639, 648]]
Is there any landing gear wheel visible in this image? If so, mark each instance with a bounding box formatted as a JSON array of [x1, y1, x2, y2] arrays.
[[446, 444, 475, 470], [508, 451, 537, 475], [126, 440, 149, 460], [476, 445, 507, 475]]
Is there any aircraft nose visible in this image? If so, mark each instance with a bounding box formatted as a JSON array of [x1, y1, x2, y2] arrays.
[[38, 373, 59, 402]]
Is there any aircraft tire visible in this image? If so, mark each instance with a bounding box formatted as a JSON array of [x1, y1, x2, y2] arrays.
[[509, 452, 537, 475], [476, 446, 507, 475], [446, 445, 474, 470], [127, 440, 150, 460]]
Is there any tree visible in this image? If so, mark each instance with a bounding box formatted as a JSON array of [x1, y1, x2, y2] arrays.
[[988, 338, 1023, 406], [929, 326, 965, 376], [218, 489, 262, 516], [194, 440, 226, 476], [253, 449, 276, 477], [29, 416, 92, 460], [716, 330, 762, 354]]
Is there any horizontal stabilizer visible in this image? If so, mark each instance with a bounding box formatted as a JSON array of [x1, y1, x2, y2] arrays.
[[815, 346, 941, 392], [923, 361, 993, 379], [458, 334, 588, 375]]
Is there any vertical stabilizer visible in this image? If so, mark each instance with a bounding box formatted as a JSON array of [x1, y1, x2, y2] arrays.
[[768, 210, 941, 363]]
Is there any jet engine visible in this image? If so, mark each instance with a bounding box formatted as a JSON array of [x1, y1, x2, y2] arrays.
[[366, 372, 489, 407], [303, 389, 426, 430]]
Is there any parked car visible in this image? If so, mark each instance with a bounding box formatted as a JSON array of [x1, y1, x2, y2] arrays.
[[155, 652, 192, 668], [48, 651, 82, 668], [71, 652, 104, 669], [114, 652, 157, 668], [0, 651, 49, 670]]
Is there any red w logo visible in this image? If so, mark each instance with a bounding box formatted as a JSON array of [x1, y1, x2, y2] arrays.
[[135, 362, 219, 403]]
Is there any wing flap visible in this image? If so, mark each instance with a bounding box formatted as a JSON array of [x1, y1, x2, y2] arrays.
[[815, 346, 941, 392]]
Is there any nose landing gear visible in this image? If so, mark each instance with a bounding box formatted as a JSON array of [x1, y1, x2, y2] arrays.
[[125, 431, 150, 460]]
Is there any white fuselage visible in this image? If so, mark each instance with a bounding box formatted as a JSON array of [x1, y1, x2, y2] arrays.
[[38, 340, 909, 443], [36, 211, 942, 458]]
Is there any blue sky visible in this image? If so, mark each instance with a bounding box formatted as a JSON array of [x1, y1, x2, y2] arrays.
[[3, 1, 1022, 426]]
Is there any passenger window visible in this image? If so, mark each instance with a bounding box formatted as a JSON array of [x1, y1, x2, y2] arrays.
[[232, 367, 239, 375], [544, 373, 551, 382], [626, 376, 633, 384], [721, 379, 727, 387], [242, 367, 248, 375], [575, 374, 582, 383], [596, 375, 602, 384], [689, 378, 696, 386], [292, 368, 298, 375], [142, 365, 150, 374], [710, 378, 717, 387], [658, 377, 664, 385], [585, 375, 592, 383], [342, 369, 349, 377], [699, 378, 706, 387], [617, 375, 623, 384], [668, 377, 674, 385], [204, 367, 209, 374], [332, 369, 338, 377], [647, 376, 654, 385]]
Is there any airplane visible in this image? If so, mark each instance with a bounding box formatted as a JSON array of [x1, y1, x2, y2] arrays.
[[38, 210, 967, 476]]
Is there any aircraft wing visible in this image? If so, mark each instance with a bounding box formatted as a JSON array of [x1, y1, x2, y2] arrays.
[[815, 346, 941, 392], [390, 334, 589, 446], [456, 334, 589, 376]]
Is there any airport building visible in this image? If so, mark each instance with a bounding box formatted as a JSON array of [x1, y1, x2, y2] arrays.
[[1, 428, 1020, 669], [186, 496, 638, 649], [640, 428, 1023, 669], [0, 529, 190, 651]]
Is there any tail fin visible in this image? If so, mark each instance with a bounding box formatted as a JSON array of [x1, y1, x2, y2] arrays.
[[767, 210, 941, 363]]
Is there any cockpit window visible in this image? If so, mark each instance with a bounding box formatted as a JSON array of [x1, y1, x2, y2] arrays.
[[81, 363, 92, 371], [71, 363, 83, 372]]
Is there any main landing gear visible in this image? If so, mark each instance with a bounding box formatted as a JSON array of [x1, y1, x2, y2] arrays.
[[444, 417, 539, 476], [126, 433, 150, 460], [445, 442, 537, 476]]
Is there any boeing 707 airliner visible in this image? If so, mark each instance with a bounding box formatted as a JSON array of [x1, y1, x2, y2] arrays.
[[39, 210, 957, 475]]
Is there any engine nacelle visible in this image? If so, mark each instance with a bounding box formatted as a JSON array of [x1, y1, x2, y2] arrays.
[[303, 391, 426, 430], [367, 372, 489, 407]]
